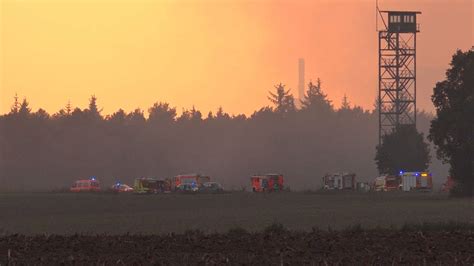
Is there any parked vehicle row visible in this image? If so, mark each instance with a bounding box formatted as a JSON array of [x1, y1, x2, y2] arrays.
[[321, 171, 435, 192], [69, 171, 448, 194], [251, 171, 436, 193], [70, 174, 223, 194]]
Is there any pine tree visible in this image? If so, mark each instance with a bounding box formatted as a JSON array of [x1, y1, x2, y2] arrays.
[[372, 97, 380, 114], [300, 78, 332, 112], [215, 106, 230, 120], [18, 98, 31, 117], [66, 101, 72, 116], [85, 95, 102, 120], [340, 94, 351, 110], [268, 83, 296, 114], [10, 93, 20, 114], [89, 95, 99, 114], [190, 106, 202, 121]]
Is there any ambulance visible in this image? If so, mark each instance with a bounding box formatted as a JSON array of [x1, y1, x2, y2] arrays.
[[70, 177, 101, 192]]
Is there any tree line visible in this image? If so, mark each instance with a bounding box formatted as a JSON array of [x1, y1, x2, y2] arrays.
[[3, 50, 470, 195], [0, 78, 448, 191]]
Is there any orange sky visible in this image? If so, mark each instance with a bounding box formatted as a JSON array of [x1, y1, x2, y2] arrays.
[[1, 0, 472, 116]]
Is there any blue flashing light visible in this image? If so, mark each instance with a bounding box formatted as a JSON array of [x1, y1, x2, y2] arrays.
[[399, 171, 403, 175], [90, 176, 96, 181]]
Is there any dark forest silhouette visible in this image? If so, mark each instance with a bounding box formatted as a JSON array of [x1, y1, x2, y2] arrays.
[[0, 81, 447, 191]]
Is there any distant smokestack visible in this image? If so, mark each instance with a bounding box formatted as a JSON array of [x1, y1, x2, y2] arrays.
[[298, 58, 305, 107]]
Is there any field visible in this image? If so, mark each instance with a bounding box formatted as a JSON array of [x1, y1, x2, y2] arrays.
[[1, 192, 473, 264], [0, 192, 472, 234]]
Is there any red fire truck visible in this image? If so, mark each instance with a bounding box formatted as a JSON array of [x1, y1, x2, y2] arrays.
[[251, 174, 284, 192]]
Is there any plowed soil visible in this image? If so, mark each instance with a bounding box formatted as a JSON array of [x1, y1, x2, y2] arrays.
[[1, 229, 473, 265]]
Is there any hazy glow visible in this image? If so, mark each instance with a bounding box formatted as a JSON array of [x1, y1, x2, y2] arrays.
[[1, 0, 472, 115]]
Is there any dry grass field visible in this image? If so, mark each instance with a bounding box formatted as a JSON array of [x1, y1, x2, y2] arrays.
[[0, 192, 472, 235]]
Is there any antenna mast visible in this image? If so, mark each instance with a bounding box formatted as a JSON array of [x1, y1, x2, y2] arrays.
[[376, 0, 378, 32]]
